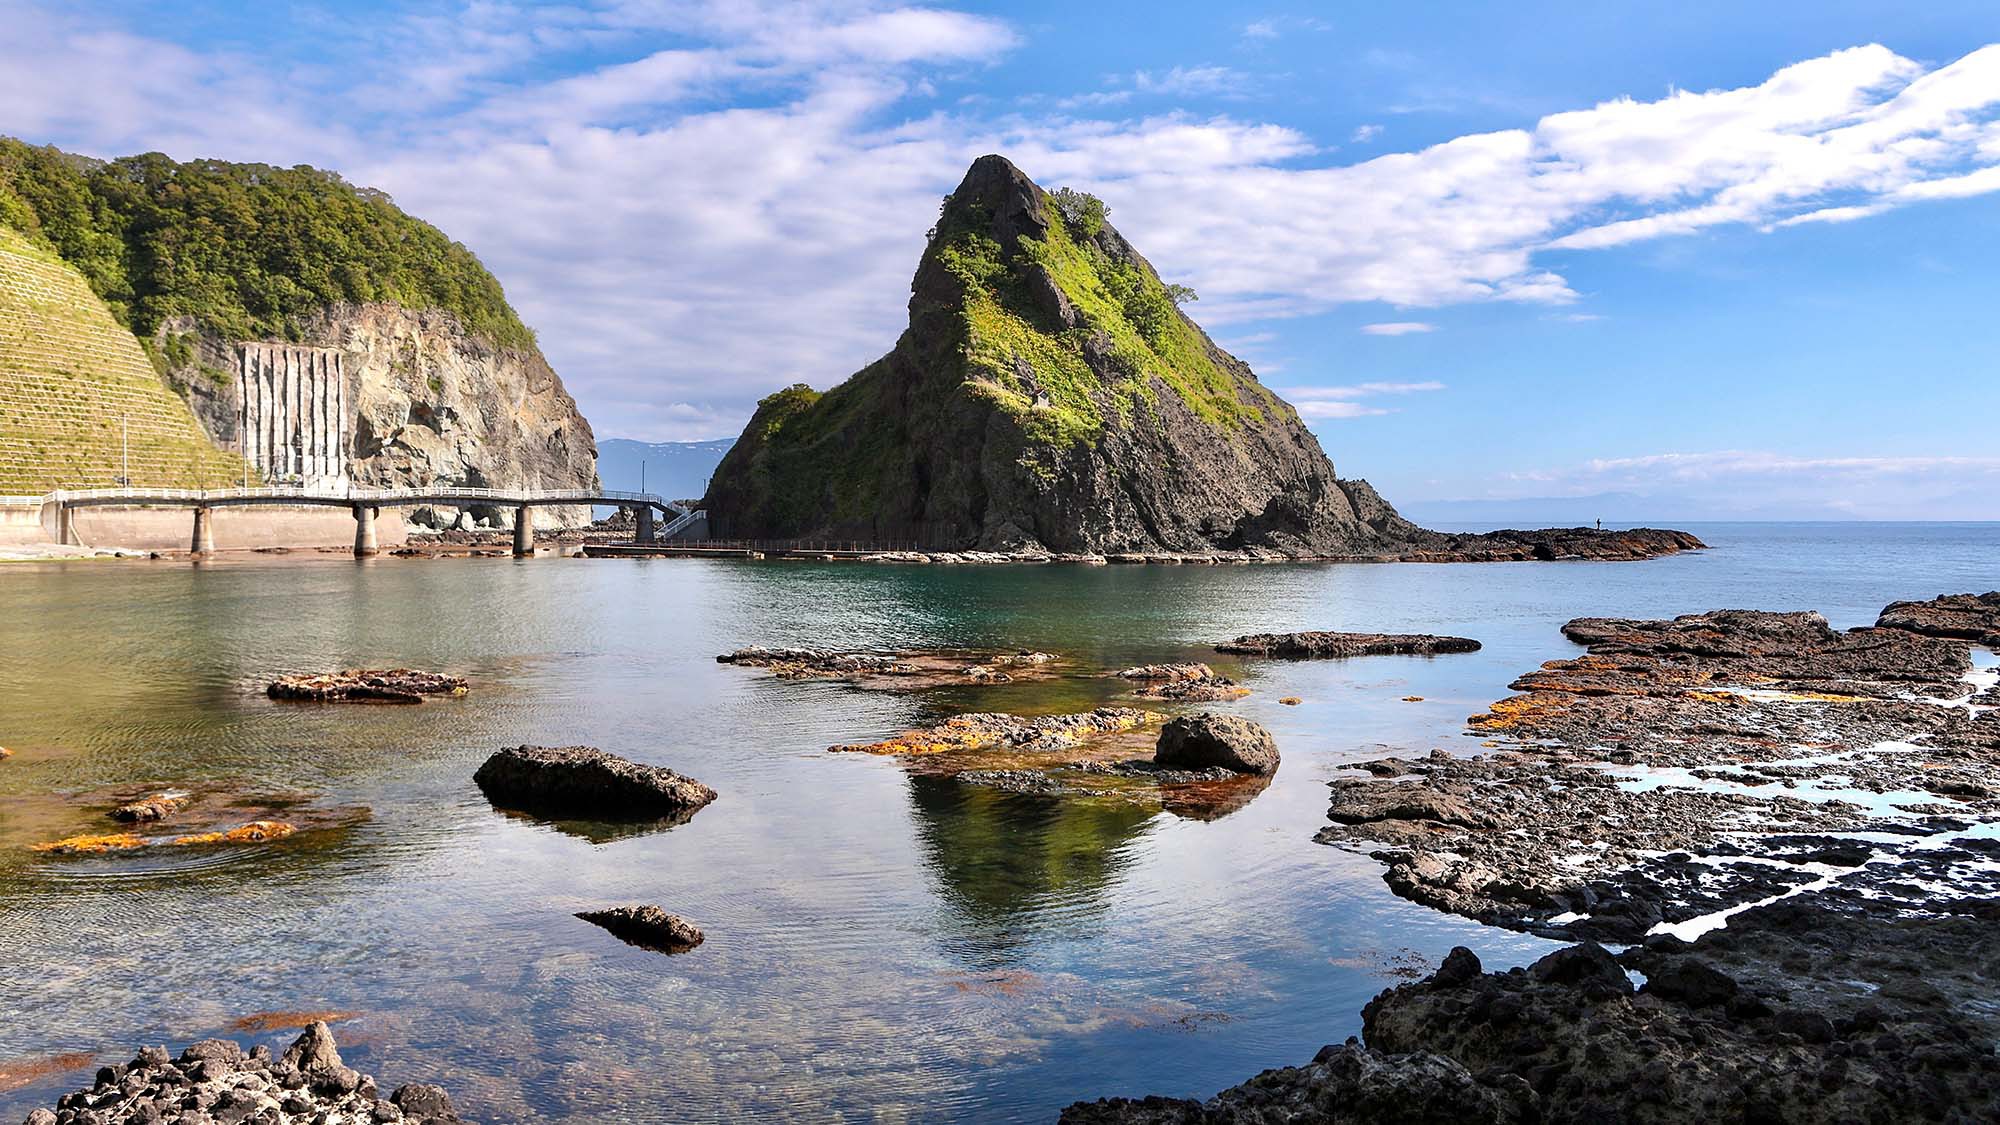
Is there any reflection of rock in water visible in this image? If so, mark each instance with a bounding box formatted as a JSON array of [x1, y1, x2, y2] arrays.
[[906, 775, 1151, 962]]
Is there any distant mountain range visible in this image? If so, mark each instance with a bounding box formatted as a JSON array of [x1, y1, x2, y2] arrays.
[[597, 438, 733, 502]]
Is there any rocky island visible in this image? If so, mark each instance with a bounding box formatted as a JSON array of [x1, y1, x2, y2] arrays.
[[700, 155, 1703, 562]]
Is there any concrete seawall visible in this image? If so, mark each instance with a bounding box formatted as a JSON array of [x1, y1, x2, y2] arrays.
[[55, 505, 410, 552]]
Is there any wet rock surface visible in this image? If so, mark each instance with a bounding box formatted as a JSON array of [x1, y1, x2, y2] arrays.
[[1315, 599, 2000, 942], [1154, 714, 1279, 776], [1395, 526, 1708, 564], [473, 745, 717, 821], [831, 708, 1154, 756], [109, 792, 191, 823], [575, 906, 705, 954], [1115, 664, 1248, 701], [1877, 590, 2000, 645], [1215, 633, 1481, 658], [266, 670, 468, 704], [20, 1021, 462, 1125], [1078, 594, 2000, 1122], [717, 647, 1061, 687]]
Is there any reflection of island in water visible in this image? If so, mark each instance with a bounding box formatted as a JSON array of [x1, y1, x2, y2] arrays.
[[906, 775, 1153, 964]]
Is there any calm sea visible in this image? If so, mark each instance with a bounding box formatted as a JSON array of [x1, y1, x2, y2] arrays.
[[1, 522, 1994, 1121]]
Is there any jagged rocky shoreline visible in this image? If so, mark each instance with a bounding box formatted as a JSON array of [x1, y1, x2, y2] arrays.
[[1065, 592, 2000, 1122], [22, 1022, 461, 1125]]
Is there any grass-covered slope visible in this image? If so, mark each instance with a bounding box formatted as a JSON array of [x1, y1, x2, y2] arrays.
[[0, 225, 251, 492], [704, 154, 1403, 554], [0, 137, 532, 352]]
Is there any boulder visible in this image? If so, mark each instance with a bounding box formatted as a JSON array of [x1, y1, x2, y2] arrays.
[[1154, 714, 1279, 775], [473, 745, 717, 820], [576, 905, 705, 954]]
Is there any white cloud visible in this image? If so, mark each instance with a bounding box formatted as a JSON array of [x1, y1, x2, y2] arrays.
[[1351, 123, 1383, 143], [1360, 321, 1435, 335], [1284, 381, 1444, 418], [1470, 449, 2000, 518], [1132, 65, 1247, 97], [5, 6, 1999, 441], [1242, 19, 1280, 41]]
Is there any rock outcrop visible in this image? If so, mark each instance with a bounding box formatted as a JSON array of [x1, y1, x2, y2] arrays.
[[19, 1021, 463, 1125], [267, 669, 469, 703], [576, 905, 705, 954], [473, 745, 718, 820], [1215, 632, 1481, 658], [701, 155, 1703, 561], [1153, 714, 1279, 775]]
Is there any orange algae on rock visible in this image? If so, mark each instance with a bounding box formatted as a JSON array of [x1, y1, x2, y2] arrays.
[[1279, 697, 1302, 706], [229, 1009, 360, 1034], [171, 820, 296, 846], [0, 1050, 96, 1094], [32, 832, 145, 855]]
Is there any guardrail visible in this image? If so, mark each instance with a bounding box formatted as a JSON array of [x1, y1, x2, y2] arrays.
[[45, 485, 681, 512], [658, 508, 707, 538]]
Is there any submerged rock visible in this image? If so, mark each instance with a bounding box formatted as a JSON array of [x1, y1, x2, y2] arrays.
[[266, 669, 468, 704], [1154, 714, 1278, 776], [1215, 632, 1481, 658], [718, 646, 1061, 687], [473, 745, 718, 820], [20, 1021, 463, 1124], [576, 905, 705, 954]]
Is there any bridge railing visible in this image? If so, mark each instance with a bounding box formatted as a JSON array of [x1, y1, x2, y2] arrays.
[[46, 485, 679, 510]]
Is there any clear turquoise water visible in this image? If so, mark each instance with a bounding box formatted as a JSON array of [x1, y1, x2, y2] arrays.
[[0, 523, 1994, 1121]]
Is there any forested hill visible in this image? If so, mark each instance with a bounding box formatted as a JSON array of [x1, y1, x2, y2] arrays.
[[0, 137, 532, 349]]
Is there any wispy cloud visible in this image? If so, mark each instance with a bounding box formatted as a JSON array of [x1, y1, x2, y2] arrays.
[[1285, 381, 1446, 418], [1480, 449, 2000, 518], [1350, 123, 1383, 143], [6, 7, 1999, 442], [1360, 321, 1435, 335]]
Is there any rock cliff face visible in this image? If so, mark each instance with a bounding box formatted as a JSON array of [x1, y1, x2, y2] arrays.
[[162, 304, 597, 528], [703, 155, 1429, 555]]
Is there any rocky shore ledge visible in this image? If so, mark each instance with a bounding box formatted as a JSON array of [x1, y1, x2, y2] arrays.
[[1066, 592, 2000, 1122], [21, 1022, 461, 1125]]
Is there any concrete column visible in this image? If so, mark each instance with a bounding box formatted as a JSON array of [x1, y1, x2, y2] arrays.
[[191, 507, 216, 556], [353, 505, 378, 557], [56, 504, 76, 546], [635, 505, 655, 543], [513, 505, 534, 557]]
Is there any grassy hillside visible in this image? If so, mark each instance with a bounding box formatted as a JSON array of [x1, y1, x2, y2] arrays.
[[0, 225, 251, 493]]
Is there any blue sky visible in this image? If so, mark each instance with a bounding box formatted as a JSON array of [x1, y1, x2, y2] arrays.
[[5, 1, 1998, 518]]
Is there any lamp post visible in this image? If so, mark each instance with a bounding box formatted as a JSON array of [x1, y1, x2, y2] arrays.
[[120, 413, 129, 486]]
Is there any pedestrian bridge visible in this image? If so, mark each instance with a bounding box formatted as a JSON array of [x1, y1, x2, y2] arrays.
[[37, 485, 703, 556]]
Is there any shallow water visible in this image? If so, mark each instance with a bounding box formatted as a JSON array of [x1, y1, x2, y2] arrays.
[[1, 522, 1995, 1121]]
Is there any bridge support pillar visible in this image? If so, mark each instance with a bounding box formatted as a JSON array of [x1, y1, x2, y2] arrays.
[[191, 507, 216, 556], [353, 505, 379, 557], [635, 505, 654, 543], [513, 505, 534, 557], [56, 504, 77, 546]]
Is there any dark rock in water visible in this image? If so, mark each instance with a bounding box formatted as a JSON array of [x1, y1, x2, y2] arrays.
[[698, 154, 1704, 564], [718, 646, 1061, 687], [576, 905, 705, 954], [109, 792, 190, 823], [1215, 632, 1481, 658], [21, 1021, 462, 1124], [474, 745, 717, 820], [1059, 1041, 1525, 1124], [1081, 893, 2000, 1123], [1876, 591, 2000, 646], [266, 669, 468, 704], [1154, 714, 1278, 776]]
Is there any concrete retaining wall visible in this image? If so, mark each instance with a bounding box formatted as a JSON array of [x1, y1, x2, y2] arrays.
[[64, 506, 410, 552]]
